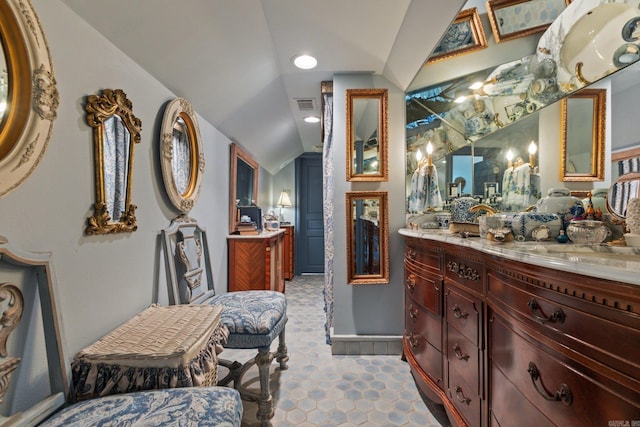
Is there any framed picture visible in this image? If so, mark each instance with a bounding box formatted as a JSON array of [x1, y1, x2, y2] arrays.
[[427, 8, 487, 64], [486, 0, 571, 43], [484, 182, 498, 199], [448, 182, 460, 199]]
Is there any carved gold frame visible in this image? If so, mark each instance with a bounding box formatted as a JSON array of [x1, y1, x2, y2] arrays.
[[160, 98, 204, 213], [427, 8, 488, 64], [228, 143, 259, 234], [85, 89, 141, 235], [346, 191, 389, 285], [560, 88, 606, 182], [0, 0, 58, 198], [346, 88, 388, 182], [486, 0, 572, 43]]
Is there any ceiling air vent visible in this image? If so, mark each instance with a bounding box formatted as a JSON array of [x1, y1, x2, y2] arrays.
[[295, 98, 315, 111]]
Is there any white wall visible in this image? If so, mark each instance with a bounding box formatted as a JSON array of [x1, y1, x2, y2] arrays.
[[331, 74, 406, 336], [0, 0, 273, 362]]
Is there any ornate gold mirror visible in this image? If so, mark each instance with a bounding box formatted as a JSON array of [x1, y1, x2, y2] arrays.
[[560, 88, 606, 182], [85, 89, 141, 235], [346, 88, 388, 181], [346, 191, 389, 285], [486, 0, 571, 43], [228, 143, 259, 234], [160, 98, 204, 213], [0, 0, 58, 198]]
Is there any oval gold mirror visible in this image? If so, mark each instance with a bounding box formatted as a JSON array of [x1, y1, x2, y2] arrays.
[[85, 89, 141, 235], [0, 0, 58, 198], [560, 88, 606, 182], [346, 88, 388, 181], [346, 191, 389, 285], [160, 98, 204, 212]]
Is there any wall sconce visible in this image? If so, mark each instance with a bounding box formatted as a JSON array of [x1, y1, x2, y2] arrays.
[[506, 149, 514, 168], [277, 190, 293, 223], [426, 141, 433, 167], [528, 141, 537, 168]]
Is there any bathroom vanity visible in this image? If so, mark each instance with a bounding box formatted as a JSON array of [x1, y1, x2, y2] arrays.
[[400, 229, 640, 427]]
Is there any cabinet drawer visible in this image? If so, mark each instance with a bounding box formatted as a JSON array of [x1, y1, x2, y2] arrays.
[[406, 295, 442, 351], [405, 332, 443, 390], [489, 361, 555, 427], [405, 245, 441, 274], [446, 326, 480, 396], [445, 285, 482, 347], [488, 272, 640, 380], [405, 267, 442, 315], [448, 363, 481, 427], [445, 254, 484, 294], [490, 311, 640, 426]]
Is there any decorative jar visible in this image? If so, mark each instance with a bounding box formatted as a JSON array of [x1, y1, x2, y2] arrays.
[[566, 220, 610, 244]]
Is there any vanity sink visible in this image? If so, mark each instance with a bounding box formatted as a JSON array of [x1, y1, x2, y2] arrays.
[[560, 2, 640, 85]]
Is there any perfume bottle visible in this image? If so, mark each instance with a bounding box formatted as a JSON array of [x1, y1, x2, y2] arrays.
[[556, 229, 569, 243]]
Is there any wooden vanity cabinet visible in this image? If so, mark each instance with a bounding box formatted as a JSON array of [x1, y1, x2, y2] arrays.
[[227, 230, 285, 293], [403, 235, 640, 427], [281, 225, 294, 281]]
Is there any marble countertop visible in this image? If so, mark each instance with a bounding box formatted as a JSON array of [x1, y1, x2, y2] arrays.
[[399, 228, 640, 286], [227, 229, 285, 239]]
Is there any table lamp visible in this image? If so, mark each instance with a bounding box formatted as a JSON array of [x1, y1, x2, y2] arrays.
[[277, 190, 292, 223]]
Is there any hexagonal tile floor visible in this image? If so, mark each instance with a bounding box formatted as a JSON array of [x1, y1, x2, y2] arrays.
[[219, 275, 448, 427]]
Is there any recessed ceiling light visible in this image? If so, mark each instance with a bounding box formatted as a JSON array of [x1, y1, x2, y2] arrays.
[[293, 54, 317, 70], [304, 116, 320, 123]]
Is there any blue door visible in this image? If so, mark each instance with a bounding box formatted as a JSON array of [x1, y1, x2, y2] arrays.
[[295, 153, 324, 274]]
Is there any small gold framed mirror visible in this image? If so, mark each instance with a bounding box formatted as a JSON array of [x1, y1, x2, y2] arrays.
[[85, 89, 141, 234], [160, 98, 204, 213], [560, 88, 606, 182], [346, 191, 389, 285], [346, 88, 388, 181], [228, 143, 259, 234]]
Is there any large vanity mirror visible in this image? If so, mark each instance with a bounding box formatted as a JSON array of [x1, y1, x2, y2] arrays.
[[0, 0, 58, 198], [85, 89, 141, 235], [406, 0, 640, 214], [160, 98, 204, 213], [228, 143, 259, 234], [560, 88, 606, 182], [346, 191, 389, 285], [346, 88, 388, 181]]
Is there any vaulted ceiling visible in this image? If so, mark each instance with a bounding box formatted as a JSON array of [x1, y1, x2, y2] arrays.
[[59, 0, 466, 174]]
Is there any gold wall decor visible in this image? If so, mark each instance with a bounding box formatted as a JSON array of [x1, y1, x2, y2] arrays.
[[486, 0, 571, 43], [560, 88, 606, 182], [228, 143, 259, 234], [428, 8, 488, 64], [0, 0, 58, 198], [346, 88, 388, 182], [85, 89, 141, 235], [160, 98, 204, 213], [346, 191, 389, 285]]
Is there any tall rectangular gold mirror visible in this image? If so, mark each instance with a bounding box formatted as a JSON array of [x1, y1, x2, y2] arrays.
[[228, 143, 259, 234], [346, 191, 389, 285], [560, 88, 606, 182], [346, 88, 388, 181]]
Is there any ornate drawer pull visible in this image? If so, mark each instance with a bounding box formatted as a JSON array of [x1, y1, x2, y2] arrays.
[[527, 362, 573, 406], [454, 386, 471, 405], [408, 304, 418, 320], [527, 299, 565, 324], [453, 343, 469, 361], [451, 305, 469, 319], [407, 333, 418, 349], [406, 275, 416, 292]]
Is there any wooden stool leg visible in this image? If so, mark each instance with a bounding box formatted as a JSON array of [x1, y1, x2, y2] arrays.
[[255, 348, 274, 423]]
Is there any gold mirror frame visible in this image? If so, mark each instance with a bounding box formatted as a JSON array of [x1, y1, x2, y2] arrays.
[[427, 8, 488, 64], [346, 88, 388, 182], [0, 0, 58, 198], [85, 89, 141, 235], [160, 98, 204, 213], [486, 0, 571, 43], [346, 191, 389, 285], [560, 88, 606, 182], [228, 143, 259, 234]]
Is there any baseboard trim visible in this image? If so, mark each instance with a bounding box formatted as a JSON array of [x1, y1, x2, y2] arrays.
[[329, 328, 403, 355]]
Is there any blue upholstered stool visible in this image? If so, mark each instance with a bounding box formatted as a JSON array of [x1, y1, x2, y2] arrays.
[[40, 387, 243, 427], [162, 218, 289, 423]]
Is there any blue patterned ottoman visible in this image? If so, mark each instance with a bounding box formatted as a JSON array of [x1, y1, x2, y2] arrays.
[[40, 387, 242, 426]]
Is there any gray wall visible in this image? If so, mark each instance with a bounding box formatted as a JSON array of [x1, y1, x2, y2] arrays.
[[331, 74, 406, 336]]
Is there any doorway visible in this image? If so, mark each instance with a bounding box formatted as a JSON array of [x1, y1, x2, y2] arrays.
[[295, 153, 324, 274]]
